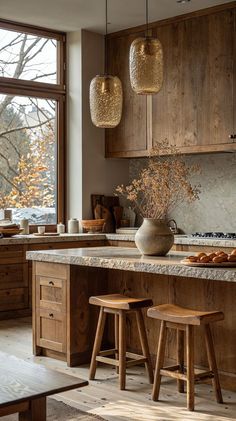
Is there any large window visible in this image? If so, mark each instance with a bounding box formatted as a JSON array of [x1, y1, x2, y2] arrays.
[[0, 21, 66, 226]]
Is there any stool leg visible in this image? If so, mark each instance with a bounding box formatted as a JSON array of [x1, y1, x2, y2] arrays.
[[204, 324, 223, 404], [136, 309, 154, 384], [115, 313, 119, 374], [152, 321, 167, 401], [119, 310, 126, 390], [186, 325, 195, 411], [89, 307, 106, 380], [177, 329, 185, 393]]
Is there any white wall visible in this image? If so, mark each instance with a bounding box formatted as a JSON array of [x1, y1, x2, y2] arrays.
[[67, 30, 83, 220], [67, 30, 129, 221]]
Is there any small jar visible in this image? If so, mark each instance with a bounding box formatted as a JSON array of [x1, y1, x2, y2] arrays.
[[68, 218, 79, 234], [20, 218, 29, 235], [57, 222, 65, 234]]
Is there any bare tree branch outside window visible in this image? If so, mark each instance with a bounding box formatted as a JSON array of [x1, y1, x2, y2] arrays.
[[0, 27, 57, 224]]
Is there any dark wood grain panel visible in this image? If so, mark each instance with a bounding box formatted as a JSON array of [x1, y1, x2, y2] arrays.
[[0, 287, 28, 311], [0, 263, 28, 290], [152, 9, 234, 151], [106, 31, 148, 157]]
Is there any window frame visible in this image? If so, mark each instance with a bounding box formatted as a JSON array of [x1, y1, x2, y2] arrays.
[[0, 19, 66, 229]]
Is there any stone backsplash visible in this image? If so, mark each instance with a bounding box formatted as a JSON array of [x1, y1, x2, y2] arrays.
[[129, 153, 236, 234]]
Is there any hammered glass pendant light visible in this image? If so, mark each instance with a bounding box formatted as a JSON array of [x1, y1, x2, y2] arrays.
[[129, 0, 163, 95], [90, 0, 123, 128]]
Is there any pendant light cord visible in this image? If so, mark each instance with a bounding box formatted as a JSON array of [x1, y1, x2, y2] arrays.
[[105, 0, 108, 75], [146, 0, 149, 36]]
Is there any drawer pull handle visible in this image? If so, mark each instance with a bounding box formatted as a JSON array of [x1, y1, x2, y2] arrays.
[[49, 281, 54, 286], [49, 313, 54, 318]]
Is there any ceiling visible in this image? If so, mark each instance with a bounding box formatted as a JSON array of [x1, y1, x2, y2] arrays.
[[0, 0, 233, 34]]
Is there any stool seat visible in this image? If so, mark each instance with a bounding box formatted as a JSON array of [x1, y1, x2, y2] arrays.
[[89, 294, 153, 310], [147, 304, 224, 325]]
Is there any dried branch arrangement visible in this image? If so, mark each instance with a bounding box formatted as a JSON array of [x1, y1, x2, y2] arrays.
[[116, 141, 201, 219]]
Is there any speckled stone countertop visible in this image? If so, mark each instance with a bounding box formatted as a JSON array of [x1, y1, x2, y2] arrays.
[[0, 233, 107, 245], [173, 236, 236, 248], [26, 246, 236, 283], [1, 233, 236, 248]]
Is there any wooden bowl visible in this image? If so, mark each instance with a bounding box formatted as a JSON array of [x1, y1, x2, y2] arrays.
[[0, 227, 23, 237], [80, 219, 105, 233]]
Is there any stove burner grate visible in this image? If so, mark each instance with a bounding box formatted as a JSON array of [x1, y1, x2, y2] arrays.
[[191, 232, 236, 239]]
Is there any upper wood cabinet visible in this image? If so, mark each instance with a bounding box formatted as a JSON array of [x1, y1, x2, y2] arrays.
[[152, 9, 235, 153], [106, 31, 150, 158], [105, 6, 236, 157]]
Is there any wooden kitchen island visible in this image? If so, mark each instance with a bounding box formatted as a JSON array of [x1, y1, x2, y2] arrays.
[[26, 247, 236, 392]]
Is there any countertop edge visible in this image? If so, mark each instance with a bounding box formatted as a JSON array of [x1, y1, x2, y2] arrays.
[[26, 248, 236, 283]]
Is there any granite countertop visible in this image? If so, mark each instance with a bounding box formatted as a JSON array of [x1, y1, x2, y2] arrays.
[[1, 232, 236, 248], [26, 246, 236, 283], [0, 233, 107, 245], [173, 235, 236, 248]]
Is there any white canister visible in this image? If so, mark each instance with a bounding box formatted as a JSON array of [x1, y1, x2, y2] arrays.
[[68, 218, 79, 234], [20, 218, 29, 235], [57, 222, 65, 234]]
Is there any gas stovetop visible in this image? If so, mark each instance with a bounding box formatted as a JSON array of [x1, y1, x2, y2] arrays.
[[191, 232, 236, 240]]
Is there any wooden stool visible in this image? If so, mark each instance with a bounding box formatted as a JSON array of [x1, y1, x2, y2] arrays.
[[147, 304, 224, 411], [89, 293, 154, 390]]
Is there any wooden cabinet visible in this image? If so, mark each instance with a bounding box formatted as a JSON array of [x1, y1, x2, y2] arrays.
[[0, 245, 29, 319], [106, 5, 236, 157], [152, 9, 235, 154], [33, 262, 107, 366], [35, 267, 67, 354], [106, 31, 150, 158], [0, 239, 106, 321]]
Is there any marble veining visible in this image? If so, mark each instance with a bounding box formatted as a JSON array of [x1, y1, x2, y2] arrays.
[[26, 246, 236, 283]]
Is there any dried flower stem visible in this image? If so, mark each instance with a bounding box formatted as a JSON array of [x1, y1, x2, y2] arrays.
[[115, 140, 201, 220]]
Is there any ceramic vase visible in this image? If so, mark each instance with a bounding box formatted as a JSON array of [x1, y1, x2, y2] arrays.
[[135, 218, 174, 256]]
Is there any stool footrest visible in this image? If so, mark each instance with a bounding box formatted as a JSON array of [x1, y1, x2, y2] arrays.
[[96, 356, 119, 366], [126, 357, 147, 368], [160, 368, 187, 381], [194, 370, 214, 382], [96, 350, 147, 368], [160, 365, 215, 383], [99, 348, 117, 357]]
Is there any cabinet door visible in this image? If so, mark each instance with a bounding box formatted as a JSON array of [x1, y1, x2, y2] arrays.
[[36, 308, 66, 353], [106, 32, 149, 158], [152, 9, 234, 153], [35, 275, 67, 353], [36, 275, 66, 312]]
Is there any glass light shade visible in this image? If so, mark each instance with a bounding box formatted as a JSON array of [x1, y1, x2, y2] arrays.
[[90, 75, 123, 128], [129, 37, 163, 95]]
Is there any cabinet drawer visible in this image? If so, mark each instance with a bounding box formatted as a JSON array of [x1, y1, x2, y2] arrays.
[[36, 308, 66, 353], [0, 287, 28, 311], [36, 276, 66, 312], [0, 264, 28, 290], [35, 262, 68, 279], [0, 245, 25, 264]]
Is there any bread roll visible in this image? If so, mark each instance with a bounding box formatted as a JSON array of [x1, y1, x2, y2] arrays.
[[213, 255, 228, 263]]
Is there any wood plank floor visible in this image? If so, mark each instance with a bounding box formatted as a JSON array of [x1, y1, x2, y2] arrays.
[[0, 317, 235, 421]]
